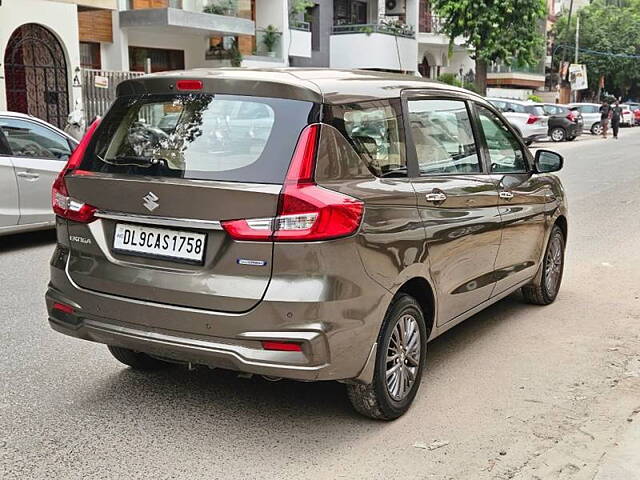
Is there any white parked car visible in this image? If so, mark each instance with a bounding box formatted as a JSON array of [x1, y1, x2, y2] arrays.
[[486, 98, 548, 143], [619, 104, 635, 127], [568, 103, 603, 135], [0, 112, 79, 236]]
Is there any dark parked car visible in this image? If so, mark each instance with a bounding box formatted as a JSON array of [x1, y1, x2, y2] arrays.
[[46, 69, 568, 420], [539, 104, 584, 142]]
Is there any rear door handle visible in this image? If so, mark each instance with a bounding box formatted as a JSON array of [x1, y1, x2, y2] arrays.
[[425, 192, 447, 203], [499, 191, 514, 201], [16, 171, 40, 180]]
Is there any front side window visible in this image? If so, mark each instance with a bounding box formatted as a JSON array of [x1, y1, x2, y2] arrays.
[[476, 106, 528, 174], [408, 99, 481, 175], [0, 118, 71, 160], [331, 100, 406, 177]]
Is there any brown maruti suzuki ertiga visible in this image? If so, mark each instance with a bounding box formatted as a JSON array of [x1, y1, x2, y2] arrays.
[[46, 69, 567, 420]]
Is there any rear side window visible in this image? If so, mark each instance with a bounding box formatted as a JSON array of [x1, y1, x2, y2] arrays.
[[329, 100, 406, 177], [407, 99, 480, 175], [0, 117, 71, 160], [82, 94, 316, 184], [506, 103, 527, 114], [526, 106, 546, 116]]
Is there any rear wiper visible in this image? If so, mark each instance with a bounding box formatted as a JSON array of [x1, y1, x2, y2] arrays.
[[105, 156, 168, 168]]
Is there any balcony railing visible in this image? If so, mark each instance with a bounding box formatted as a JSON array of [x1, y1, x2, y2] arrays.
[[418, 15, 444, 34], [332, 22, 415, 38], [290, 20, 310, 32], [489, 61, 545, 76]]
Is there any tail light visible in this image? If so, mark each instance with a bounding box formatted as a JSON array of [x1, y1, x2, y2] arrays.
[[222, 124, 364, 242], [52, 119, 100, 223], [566, 111, 577, 122], [526, 114, 540, 125]]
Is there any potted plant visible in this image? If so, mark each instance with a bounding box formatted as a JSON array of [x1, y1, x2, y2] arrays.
[[262, 25, 280, 57]]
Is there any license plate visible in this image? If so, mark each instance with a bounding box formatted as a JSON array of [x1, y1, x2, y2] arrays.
[[113, 223, 206, 264]]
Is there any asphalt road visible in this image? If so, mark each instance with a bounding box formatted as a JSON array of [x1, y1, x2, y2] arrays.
[[2, 130, 640, 480]]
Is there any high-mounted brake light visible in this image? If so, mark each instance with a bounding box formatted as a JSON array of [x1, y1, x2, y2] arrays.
[[176, 80, 203, 91], [262, 341, 303, 352], [221, 125, 365, 242], [52, 119, 100, 223], [526, 114, 540, 125]]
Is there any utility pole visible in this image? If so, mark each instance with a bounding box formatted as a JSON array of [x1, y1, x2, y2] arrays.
[[559, 0, 574, 102], [573, 14, 580, 102]]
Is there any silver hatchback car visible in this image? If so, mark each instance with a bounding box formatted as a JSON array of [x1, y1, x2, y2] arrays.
[[0, 112, 78, 235]]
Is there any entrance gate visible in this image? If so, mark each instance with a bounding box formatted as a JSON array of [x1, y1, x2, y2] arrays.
[[4, 24, 69, 129]]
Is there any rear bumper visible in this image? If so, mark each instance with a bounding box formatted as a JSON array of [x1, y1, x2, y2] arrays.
[[46, 247, 389, 383]]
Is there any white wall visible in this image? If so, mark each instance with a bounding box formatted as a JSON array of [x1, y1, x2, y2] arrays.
[[330, 33, 417, 72], [101, 9, 129, 71], [441, 50, 475, 77], [289, 29, 312, 58], [255, 0, 289, 62], [0, 0, 82, 112]]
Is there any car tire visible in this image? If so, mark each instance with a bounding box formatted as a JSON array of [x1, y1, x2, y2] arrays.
[[522, 225, 565, 306], [107, 345, 171, 370], [591, 123, 603, 135], [346, 294, 427, 420], [550, 127, 566, 142]]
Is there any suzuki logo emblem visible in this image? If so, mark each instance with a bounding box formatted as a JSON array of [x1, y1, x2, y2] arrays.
[[143, 192, 159, 212]]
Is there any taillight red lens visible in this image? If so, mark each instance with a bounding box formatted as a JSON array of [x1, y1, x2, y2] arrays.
[[221, 124, 364, 242], [262, 341, 302, 352], [567, 112, 577, 122], [52, 302, 74, 314], [527, 114, 539, 125], [52, 119, 100, 223]]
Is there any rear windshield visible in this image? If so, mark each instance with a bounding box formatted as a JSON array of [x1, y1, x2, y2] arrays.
[[82, 94, 317, 184]]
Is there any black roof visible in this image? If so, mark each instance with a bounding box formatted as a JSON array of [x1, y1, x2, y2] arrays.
[[117, 68, 479, 105]]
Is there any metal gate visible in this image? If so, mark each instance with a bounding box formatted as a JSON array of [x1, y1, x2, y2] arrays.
[[3, 23, 70, 129], [82, 69, 144, 124]]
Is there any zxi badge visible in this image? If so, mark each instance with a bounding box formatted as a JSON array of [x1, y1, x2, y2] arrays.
[[143, 192, 159, 212]]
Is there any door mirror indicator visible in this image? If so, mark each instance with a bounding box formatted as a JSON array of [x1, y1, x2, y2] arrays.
[[534, 150, 563, 173]]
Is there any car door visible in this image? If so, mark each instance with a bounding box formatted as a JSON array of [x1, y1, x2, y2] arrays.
[[0, 117, 72, 226], [473, 103, 550, 295], [404, 93, 502, 325], [0, 128, 19, 229]]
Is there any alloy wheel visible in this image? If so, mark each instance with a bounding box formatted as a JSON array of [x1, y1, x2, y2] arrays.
[[544, 234, 564, 298], [385, 313, 421, 401], [551, 128, 565, 142]]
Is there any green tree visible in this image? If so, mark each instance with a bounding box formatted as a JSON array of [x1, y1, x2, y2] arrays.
[[432, 0, 547, 95], [553, 0, 640, 99]]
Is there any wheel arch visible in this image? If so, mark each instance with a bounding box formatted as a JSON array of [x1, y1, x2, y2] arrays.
[[555, 214, 568, 240], [395, 277, 436, 339]]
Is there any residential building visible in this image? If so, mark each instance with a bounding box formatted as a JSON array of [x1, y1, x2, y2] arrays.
[[1, 0, 472, 129]]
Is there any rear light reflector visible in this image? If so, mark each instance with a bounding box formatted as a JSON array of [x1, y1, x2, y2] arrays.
[[221, 124, 364, 242], [52, 119, 100, 223], [262, 341, 302, 352], [526, 114, 540, 125], [176, 80, 203, 91], [52, 302, 74, 314]]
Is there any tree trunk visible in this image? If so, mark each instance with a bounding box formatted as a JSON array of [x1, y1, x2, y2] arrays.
[[475, 58, 488, 96]]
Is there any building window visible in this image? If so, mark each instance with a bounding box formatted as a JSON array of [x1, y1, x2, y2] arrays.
[[80, 42, 101, 70], [129, 46, 185, 73], [334, 0, 368, 25]]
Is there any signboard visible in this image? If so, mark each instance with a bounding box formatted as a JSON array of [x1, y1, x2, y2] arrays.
[[569, 64, 588, 91], [94, 75, 109, 89]]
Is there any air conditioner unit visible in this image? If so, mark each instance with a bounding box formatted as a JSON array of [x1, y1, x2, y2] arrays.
[[385, 0, 406, 16]]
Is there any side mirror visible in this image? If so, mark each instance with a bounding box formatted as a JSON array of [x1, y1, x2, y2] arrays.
[[534, 149, 563, 173]]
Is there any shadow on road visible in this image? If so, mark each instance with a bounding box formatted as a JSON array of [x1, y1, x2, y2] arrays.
[[81, 292, 533, 431], [0, 229, 56, 254]]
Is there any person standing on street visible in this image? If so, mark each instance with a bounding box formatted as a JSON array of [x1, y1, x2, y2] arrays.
[[599, 101, 611, 138], [611, 100, 623, 140]]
